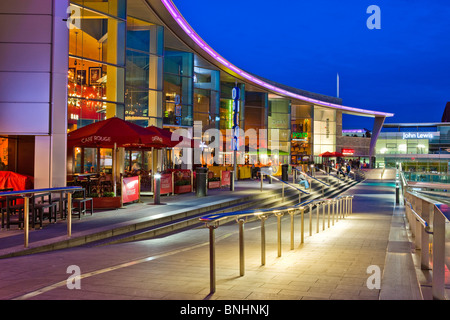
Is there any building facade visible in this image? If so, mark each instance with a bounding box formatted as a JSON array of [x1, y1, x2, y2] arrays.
[[0, 0, 393, 188], [374, 123, 450, 173]]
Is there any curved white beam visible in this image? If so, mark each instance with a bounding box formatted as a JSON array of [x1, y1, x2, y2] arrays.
[[161, 0, 394, 118]]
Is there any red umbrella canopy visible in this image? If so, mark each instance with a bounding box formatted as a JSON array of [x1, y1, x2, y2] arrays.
[[319, 151, 334, 157], [146, 126, 200, 148], [67, 117, 166, 148], [145, 126, 178, 148], [331, 151, 344, 157]]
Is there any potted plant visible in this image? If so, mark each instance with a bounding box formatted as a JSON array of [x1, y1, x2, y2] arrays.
[[91, 191, 122, 209], [208, 176, 221, 189], [174, 179, 192, 194]]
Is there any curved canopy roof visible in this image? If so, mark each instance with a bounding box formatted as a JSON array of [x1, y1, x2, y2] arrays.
[[146, 0, 394, 118]]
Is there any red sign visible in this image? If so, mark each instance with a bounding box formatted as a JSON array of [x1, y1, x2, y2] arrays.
[[221, 171, 231, 187], [342, 148, 355, 155], [122, 176, 140, 204], [160, 173, 173, 194]]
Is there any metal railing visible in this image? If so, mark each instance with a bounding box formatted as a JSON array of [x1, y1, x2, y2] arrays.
[[199, 194, 354, 294], [0, 186, 83, 248], [403, 190, 449, 300], [265, 174, 309, 203], [294, 167, 331, 187]]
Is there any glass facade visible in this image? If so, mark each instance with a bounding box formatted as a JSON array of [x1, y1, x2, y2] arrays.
[[291, 104, 313, 164], [163, 50, 194, 127], [313, 106, 337, 156], [62, 0, 375, 176], [68, 0, 126, 131], [268, 97, 290, 164], [125, 17, 164, 127]]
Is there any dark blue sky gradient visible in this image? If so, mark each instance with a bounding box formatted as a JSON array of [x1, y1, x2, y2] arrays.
[[172, 0, 450, 130]]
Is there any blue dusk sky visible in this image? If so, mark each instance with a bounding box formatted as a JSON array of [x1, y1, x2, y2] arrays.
[[172, 0, 450, 130]]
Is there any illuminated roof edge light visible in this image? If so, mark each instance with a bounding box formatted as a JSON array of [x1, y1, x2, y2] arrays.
[[161, 0, 394, 118]]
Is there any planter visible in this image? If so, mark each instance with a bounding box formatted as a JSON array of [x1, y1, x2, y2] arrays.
[[174, 184, 192, 194], [92, 196, 122, 209], [208, 181, 221, 189]]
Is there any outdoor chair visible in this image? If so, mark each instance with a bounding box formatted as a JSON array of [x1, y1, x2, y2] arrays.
[[71, 189, 93, 219]]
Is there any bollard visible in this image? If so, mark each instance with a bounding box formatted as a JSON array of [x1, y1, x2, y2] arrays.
[[154, 173, 161, 204], [395, 184, 399, 205], [230, 171, 235, 191], [309, 204, 313, 236]]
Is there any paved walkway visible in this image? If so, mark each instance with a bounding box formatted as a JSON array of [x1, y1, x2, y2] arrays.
[[0, 178, 423, 303]]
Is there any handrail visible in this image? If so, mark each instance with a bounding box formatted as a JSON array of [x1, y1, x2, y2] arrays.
[[200, 193, 354, 294], [0, 186, 83, 197], [199, 197, 327, 224], [404, 199, 432, 234], [266, 174, 309, 194], [318, 168, 345, 182], [293, 167, 331, 187], [0, 186, 84, 248], [404, 190, 450, 300]]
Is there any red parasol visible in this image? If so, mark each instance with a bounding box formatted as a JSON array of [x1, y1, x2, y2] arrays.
[[331, 151, 344, 157], [67, 117, 173, 149], [319, 151, 334, 157]]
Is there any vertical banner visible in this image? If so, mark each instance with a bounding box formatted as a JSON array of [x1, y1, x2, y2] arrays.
[[221, 170, 231, 187], [122, 176, 140, 204], [232, 86, 240, 151], [160, 173, 173, 194]]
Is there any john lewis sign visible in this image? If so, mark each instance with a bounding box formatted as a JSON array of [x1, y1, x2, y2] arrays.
[[402, 132, 437, 140]]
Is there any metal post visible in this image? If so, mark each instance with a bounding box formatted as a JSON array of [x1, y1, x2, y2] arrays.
[[230, 171, 235, 191], [327, 200, 331, 228], [289, 209, 295, 250], [154, 173, 161, 204], [332, 200, 335, 225], [300, 207, 305, 244], [208, 224, 217, 294], [67, 192, 72, 238], [238, 218, 245, 276], [23, 195, 30, 248], [432, 206, 445, 300], [420, 200, 431, 270], [309, 204, 313, 236], [322, 202, 326, 231], [258, 215, 267, 266], [260, 173, 263, 192], [275, 211, 283, 257], [316, 203, 320, 233]]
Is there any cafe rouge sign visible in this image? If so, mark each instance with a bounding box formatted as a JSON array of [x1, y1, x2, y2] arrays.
[[81, 135, 112, 144]]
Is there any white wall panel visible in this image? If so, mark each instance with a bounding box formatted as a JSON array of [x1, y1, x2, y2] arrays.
[[0, 103, 49, 134], [0, 0, 52, 15], [0, 72, 50, 103], [0, 15, 52, 43], [0, 43, 51, 72]]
